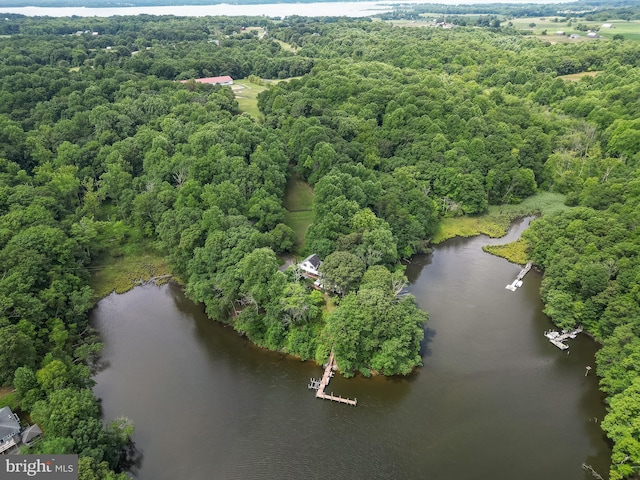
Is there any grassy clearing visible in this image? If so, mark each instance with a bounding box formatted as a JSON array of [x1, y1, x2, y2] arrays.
[[273, 39, 296, 52], [89, 240, 173, 300], [559, 71, 603, 81], [509, 17, 640, 42], [434, 216, 505, 243], [433, 191, 569, 244], [0, 388, 17, 410], [283, 170, 314, 251], [483, 238, 529, 265], [595, 20, 640, 42], [234, 77, 301, 119], [509, 16, 577, 35], [386, 19, 434, 28], [285, 210, 314, 251], [233, 79, 268, 119], [509, 16, 601, 42], [322, 293, 336, 313], [262, 76, 303, 85], [284, 172, 314, 212]]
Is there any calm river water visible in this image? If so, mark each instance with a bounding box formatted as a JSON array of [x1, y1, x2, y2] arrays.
[[92, 217, 610, 480], [2, 0, 571, 18]]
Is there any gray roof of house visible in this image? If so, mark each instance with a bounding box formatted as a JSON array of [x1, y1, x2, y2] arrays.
[[21, 424, 42, 444], [0, 406, 21, 440], [303, 254, 322, 269]]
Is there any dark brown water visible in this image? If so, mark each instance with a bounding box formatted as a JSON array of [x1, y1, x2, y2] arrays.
[[92, 217, 611, 480]]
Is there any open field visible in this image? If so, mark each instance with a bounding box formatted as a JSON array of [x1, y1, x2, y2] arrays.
[[284, 211, 314, 251], [387, 14, 640, 41], [0, 387, 17, 410], [273, 38, 297, 52], [234, 76, 301, 118], [595, 20, 640, 41], [433, 191, 569, 244], [559, 71, 603, 81], [509, 16, 597, 40], [386, 19, 434, 28], [509, 17, 640, 42], [233, 79, 268, 119], [283, 170, 314, 251], [284, 172, 314, 212]]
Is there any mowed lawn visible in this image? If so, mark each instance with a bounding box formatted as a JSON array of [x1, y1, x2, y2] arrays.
[[234, 77, 303, 119], [509, 16, 640, 42], [233, 79, 268, 119], [273, 39, 297, 52], [283, 171, 314, 251], [559, 71, 603, 81], [595, 20, 640, 41]]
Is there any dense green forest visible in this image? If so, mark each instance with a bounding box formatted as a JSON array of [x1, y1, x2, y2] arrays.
[[0, 10, 639, 479]]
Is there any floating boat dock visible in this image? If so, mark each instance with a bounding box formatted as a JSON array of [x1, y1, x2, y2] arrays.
[[506, 262, 532, 291], [308, 350, 357, 406], [544, 326, 583, 350]]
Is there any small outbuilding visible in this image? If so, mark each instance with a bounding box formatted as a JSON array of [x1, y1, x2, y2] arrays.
[[20, 424, 42, 445]]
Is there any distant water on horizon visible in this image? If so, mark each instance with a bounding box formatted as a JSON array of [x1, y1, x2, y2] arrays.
[[1, 0, 574, 18]]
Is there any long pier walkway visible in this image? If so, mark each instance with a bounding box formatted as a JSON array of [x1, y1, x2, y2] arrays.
[[308, 351, 357, 406], [506, 262, 532, 291]]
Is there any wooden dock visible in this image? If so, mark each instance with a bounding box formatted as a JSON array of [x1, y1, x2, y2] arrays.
[[506, 262, 532, 291], [544, 326, 583, 350], [308, 350, 357, 406]]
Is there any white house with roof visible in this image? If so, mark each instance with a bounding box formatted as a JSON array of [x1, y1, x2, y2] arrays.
[[0, 406, 42, 454], [0, 406, 21, 454], [298, 254, 322, 277]]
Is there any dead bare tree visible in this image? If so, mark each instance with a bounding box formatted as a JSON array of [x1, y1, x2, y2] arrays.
[[582, 463, 604, 480], [172, 168, 188, 188]]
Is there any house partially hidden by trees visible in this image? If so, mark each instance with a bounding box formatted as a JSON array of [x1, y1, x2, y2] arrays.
[[0, 406, 22, 454], [0, 406, 42, 454], [179, 75, 234, 86], [298, 254, 322, 278]]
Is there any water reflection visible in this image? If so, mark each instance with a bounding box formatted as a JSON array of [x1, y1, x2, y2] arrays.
[[92, 217, 610, 480]]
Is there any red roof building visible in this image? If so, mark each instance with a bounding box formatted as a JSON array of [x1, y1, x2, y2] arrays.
[[180, 75, 234, 85]]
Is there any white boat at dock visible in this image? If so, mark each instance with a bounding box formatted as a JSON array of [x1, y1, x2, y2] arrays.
[[544, 326, 583, 351], [506, 263, 532, 291]]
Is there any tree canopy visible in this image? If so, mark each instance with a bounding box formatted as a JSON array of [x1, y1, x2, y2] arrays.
[[0, 10, 639, 478]]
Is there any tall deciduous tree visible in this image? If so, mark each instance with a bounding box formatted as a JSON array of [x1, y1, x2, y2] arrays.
[[319, 251, 365, 295]]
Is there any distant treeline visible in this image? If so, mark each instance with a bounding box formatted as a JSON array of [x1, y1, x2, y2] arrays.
[[381, 1, 640, 21], [10, 0, 376, 6]]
